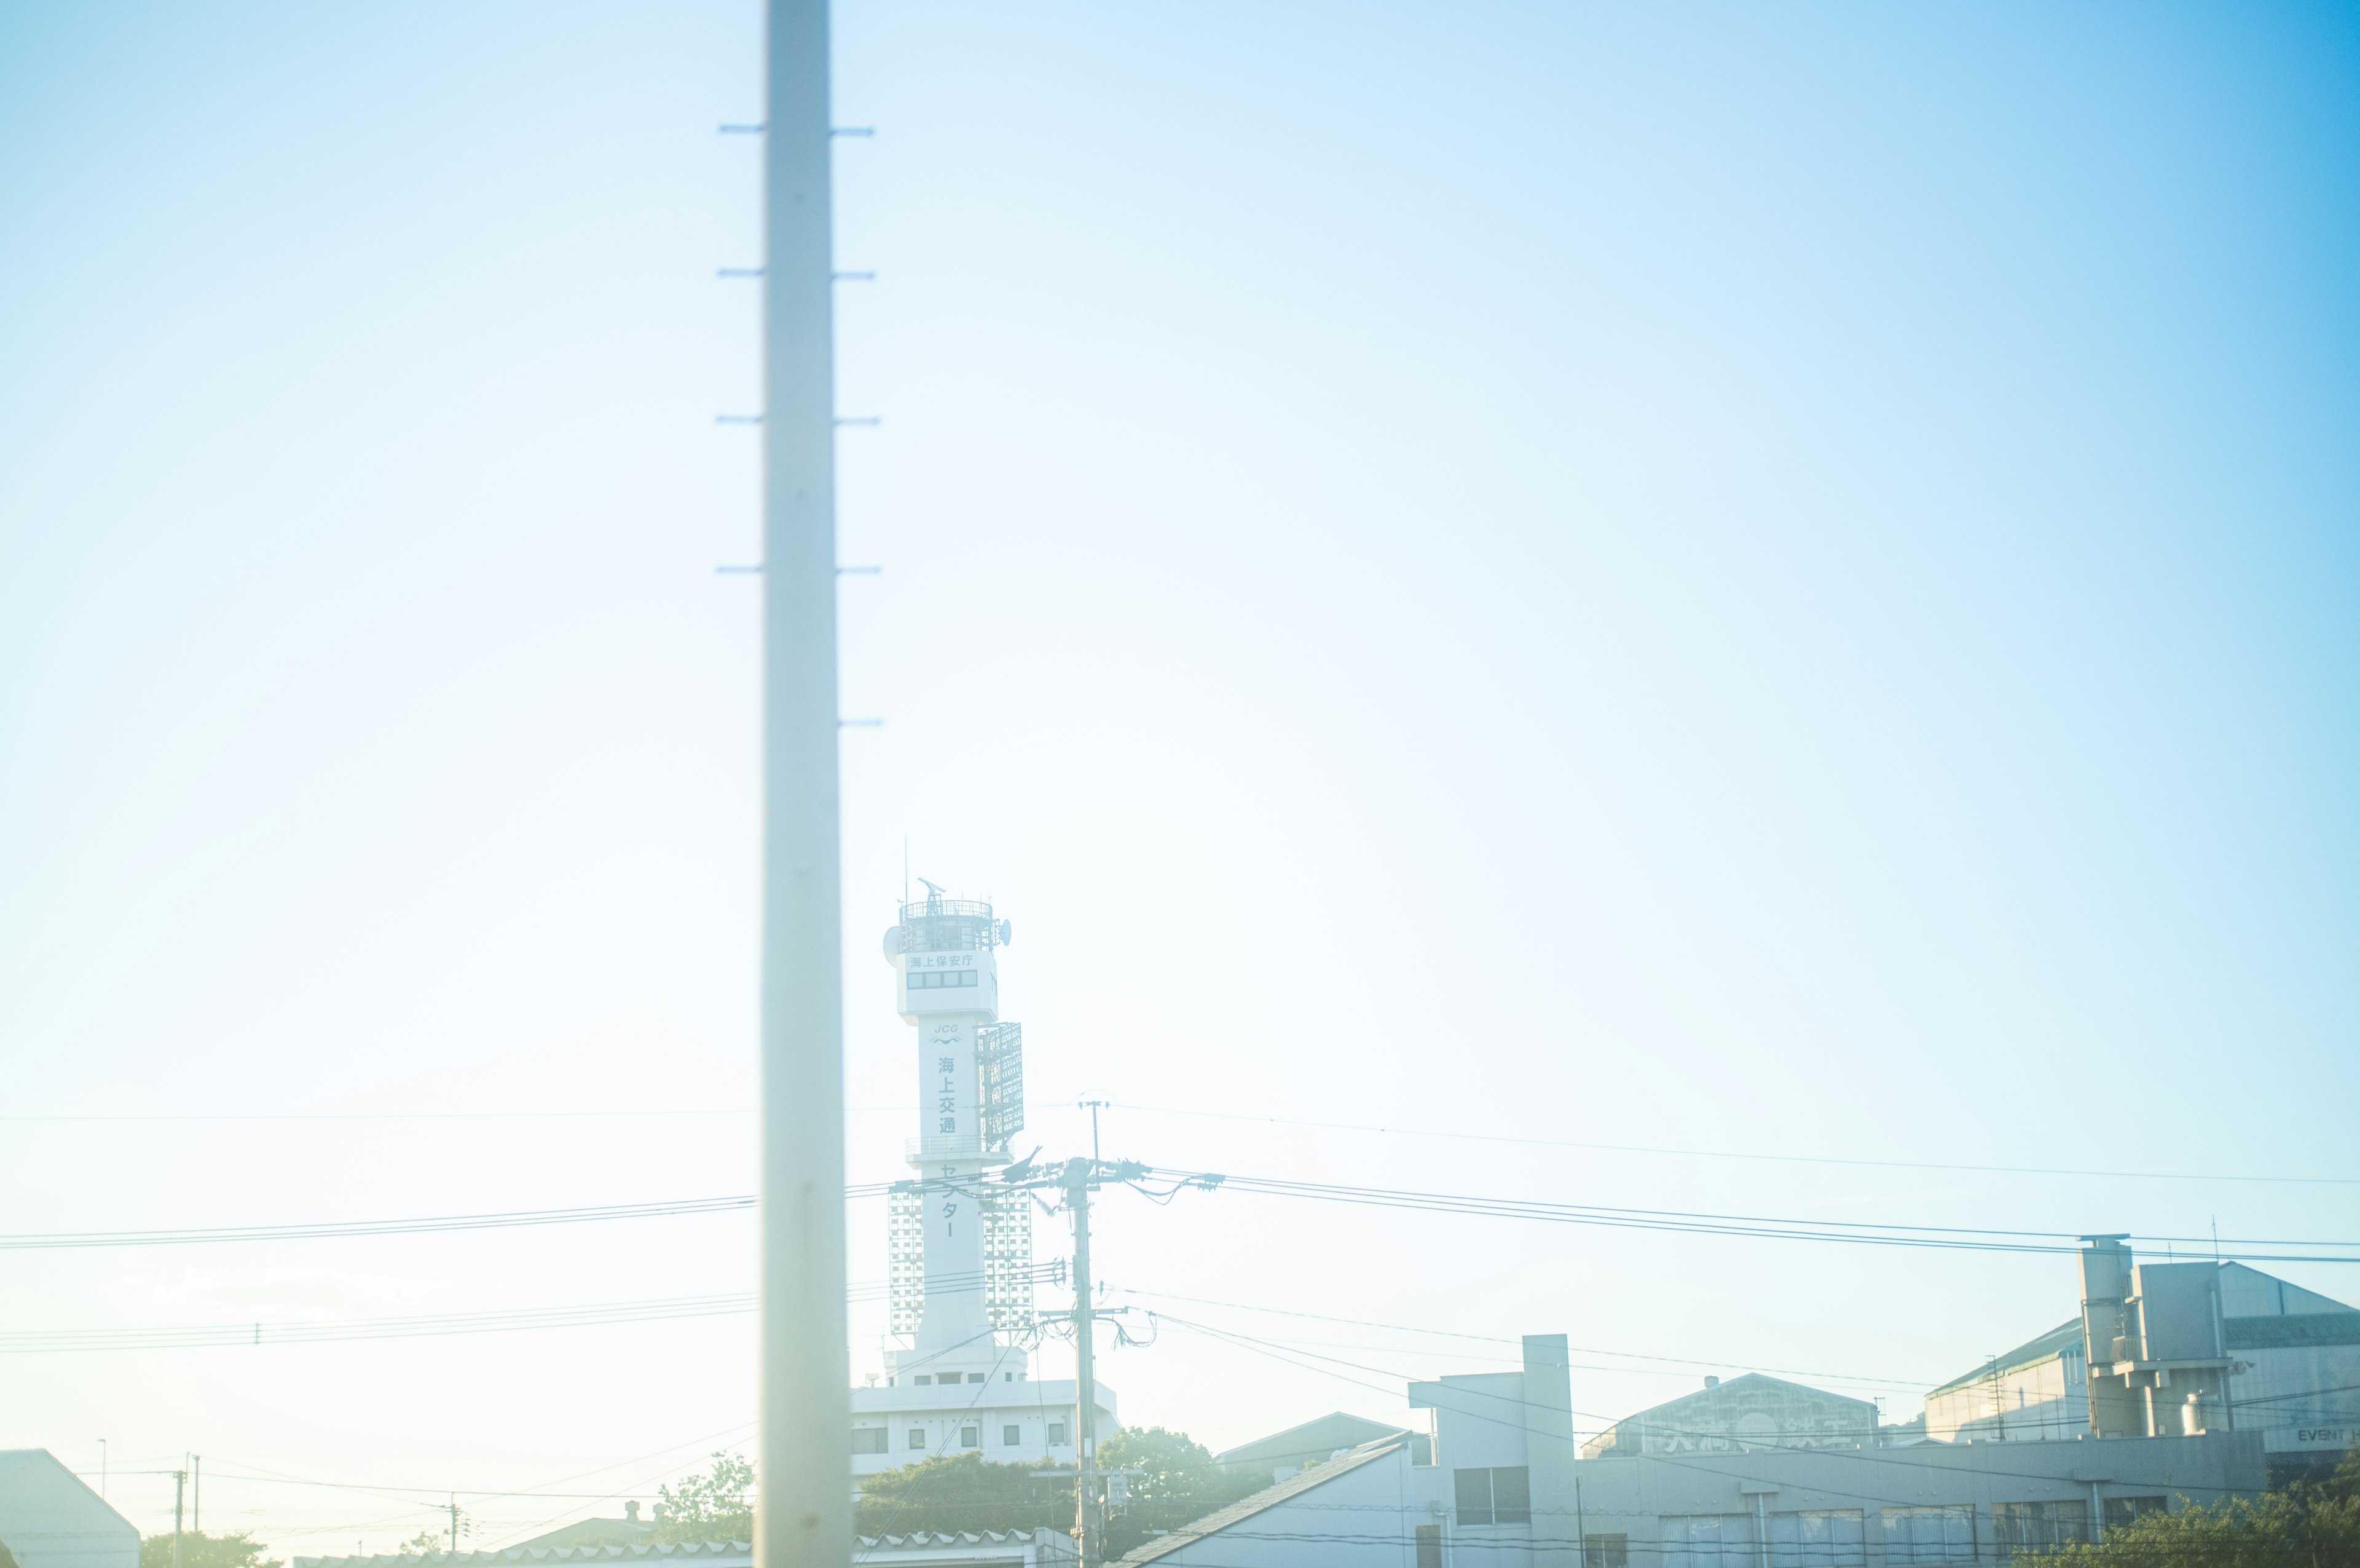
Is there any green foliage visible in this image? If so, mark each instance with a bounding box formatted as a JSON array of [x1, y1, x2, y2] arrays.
[[854, 1452, 1070, 1540], [846, 1429, 1269, 1558], [2040, 1448, 2360, 1568], [652, 1452, 756, 1543], [1096, 1428, 1270, 1560], [393, 1534, 444, 1558], [138, 1533, 281, 1568]]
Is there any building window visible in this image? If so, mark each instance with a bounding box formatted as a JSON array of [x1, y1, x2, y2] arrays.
[[1996, 1502, 2088, 1554], [1453, 1467, 1530, 1527], [1881, 1507, 1975, 1564], [908, 1430, 925, 1450], [1004, 1425, 1022, 1446], [1662, 1514, 1752, 1568], [1585, 1535, 1629, 1568], [1768, 1511, 1864, 1568], [960, 1425, 980, 1449], [1492, 1467, 1530, 1526], [912, 1374, 931, 1386], [1415, 1524, 1443, 1568], [1048, 1422, 1067, 1445], [851, 1429, 889, 1455], [2103, 1497, 2166, 1534], [969, 1373, 987, 1383]]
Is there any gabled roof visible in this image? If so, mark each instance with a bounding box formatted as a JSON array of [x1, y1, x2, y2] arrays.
[[1927, 1319, 2085, 1399], [1213, 1413, 1407, 1468], [1118, 1437, 1406, 1566]]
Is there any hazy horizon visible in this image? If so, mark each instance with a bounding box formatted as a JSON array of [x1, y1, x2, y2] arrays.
[[2, 0, 2355, 1553]]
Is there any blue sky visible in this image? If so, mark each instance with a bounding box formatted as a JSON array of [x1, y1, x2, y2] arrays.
[[2, 0, 2356, 1550]]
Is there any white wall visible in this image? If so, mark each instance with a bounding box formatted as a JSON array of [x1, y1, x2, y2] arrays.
[[0, 1452, 139, 1568]]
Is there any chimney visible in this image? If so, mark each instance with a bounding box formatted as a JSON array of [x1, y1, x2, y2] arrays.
[[1703, 1376, 1720, 1390], [624, 1502, 640, 1523]]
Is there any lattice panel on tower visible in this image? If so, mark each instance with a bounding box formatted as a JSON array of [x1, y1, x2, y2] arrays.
[[887, 1182, 924, 1336], [977, 1022, 1025, 1154], [981, 1185, 1034, 1332]]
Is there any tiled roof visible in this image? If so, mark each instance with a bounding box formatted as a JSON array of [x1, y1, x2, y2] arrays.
[[1117, 1437, 1407, 1566], [295, 1543, 750, 1568], [856, 1531, 1046, 1546]]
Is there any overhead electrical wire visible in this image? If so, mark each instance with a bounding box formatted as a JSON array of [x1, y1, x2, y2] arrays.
[[1, 1265, 1059, 1354], [1109, 1286, 1940, 1393], [16, 1098, 2350, 1190], [10, 1172, 2352, 1263], [1142, 1169, 2360, 1264]]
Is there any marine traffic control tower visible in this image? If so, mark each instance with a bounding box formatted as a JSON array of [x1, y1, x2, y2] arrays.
[[846, 888, 1117, 1480]]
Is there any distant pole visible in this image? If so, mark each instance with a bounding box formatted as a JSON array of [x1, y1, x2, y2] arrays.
[[97, 1440, 106, 1499], [172, 1468, 186, 1568], [192, 1456, 200, 1534], [449, 1499, 460, 1555], [1067, 1161, 1101, 1568], [758, 0, 850, 1566]]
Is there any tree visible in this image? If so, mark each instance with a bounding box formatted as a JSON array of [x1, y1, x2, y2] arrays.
[[2040, 1447, 2360, 1568], [1096, 1428, 1270, 1561], [138, 1534, 281, 1568], [652, 1452, 755, 1543], [852, 1453, 1069, 1540], [393, 1535, 443, 1558]]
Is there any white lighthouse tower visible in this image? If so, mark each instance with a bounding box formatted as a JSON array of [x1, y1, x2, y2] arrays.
[[847, 887, 1117, 1480]]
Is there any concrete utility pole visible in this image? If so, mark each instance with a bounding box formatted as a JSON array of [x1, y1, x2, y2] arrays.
[[1067, 1160, 1101, 1568], [449, 1499, 462, 1556], [171, 1468, 186, 1568], [758, 0, 850, 1564], [192, 1456, 200, 1534]]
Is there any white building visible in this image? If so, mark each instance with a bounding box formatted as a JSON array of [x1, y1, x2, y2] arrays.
[[1122, 1336, 2268, 1568], [0, 1452, 137, 1568], [1922, 1236, 2359, 1486], [850, 892, 1114, 1482]]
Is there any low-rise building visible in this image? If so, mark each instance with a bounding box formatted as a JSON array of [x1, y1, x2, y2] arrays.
[[851, 1355, 1115, 1482], [1117, 1335, 2268, 1568], [0, 1451, 137, 1568]]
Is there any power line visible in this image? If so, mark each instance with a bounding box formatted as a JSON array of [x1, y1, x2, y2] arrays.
[[13, 1175, 2353, 1263], [1150, 1169, 2360, 1264], [1104, 1102, 2360, 1186], [1, 1266, 1059, 1354], [1109, 1287, 1939, 1392]]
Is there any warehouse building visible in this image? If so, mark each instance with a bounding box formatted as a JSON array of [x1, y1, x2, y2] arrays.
[[1922, 1236, 2359, 1486]]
